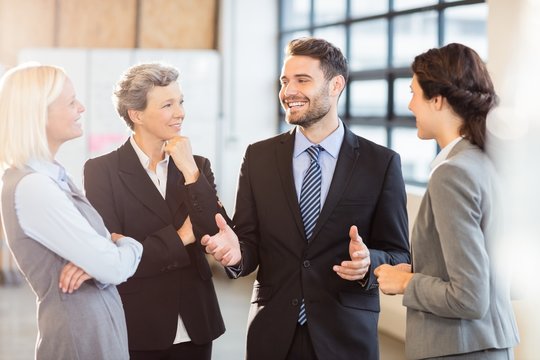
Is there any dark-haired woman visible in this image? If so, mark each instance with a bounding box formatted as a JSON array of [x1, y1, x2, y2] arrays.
[[374, 43, 519, 359]]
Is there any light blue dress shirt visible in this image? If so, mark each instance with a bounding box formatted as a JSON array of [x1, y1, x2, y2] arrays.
[[226, 121, 345, 277], [14, 159, 142, 286], [293, 120, 345, 207]]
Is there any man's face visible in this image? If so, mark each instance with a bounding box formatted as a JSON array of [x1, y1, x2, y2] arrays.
[[279, 55, 332, 128]]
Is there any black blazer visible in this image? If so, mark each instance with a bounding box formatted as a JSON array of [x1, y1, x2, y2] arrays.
[[83, 140, 226, 351], [233, 127, 410, 360]]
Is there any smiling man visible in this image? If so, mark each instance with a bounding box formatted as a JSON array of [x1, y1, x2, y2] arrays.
[[202, 37, 410, 360]]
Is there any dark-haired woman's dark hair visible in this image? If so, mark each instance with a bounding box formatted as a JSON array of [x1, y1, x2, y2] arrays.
[[411, 43, 498, 150]]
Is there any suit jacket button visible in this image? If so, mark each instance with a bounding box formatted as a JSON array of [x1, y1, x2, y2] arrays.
[[303, 260, 311, 268], [291, 298, 299, 306]]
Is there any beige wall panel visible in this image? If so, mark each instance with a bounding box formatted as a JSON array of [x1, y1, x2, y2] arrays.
[[57, 0, 136, 48], [139, 0, 217, 49], [0, 0, 55, 67]]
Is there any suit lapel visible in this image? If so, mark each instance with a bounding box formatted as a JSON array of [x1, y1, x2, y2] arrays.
[[117, 141, 172, 224], [276, 130, 306, 238], [165, 160, 184, 215], [310, 128, 359, 241]]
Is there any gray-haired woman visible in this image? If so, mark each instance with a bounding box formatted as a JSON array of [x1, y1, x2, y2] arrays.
[[83, 62, 228, 360]]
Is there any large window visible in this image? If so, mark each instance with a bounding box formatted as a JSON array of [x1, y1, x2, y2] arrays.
[[278, 0, 487, 185]]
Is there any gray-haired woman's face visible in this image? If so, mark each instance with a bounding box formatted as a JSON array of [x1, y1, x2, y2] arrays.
[[130, 81, 185, 142]]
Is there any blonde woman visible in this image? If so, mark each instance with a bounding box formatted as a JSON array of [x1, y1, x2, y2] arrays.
[[0, 63, 142, 359]]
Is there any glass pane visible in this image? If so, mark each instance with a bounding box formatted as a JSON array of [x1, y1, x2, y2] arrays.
[[350, 19, 388, 71], [349, 125, 388, 146], [281, 0, 311, 30], [351, 0, 388, 17], [444, 4, 488, 60], [394, 77, 413, 116], [350, 80, 388, 117], [338, 88, 347, 117], [391, 127, 436, 183], [393, 0, 437, 11], [314, 0, 346, 25], [393, 11, 438, 68], [313, 25, 347, 56]]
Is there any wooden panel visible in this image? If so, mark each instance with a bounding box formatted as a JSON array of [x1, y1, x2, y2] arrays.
[[57, 0, 137, 48], [0, 0, 55, 67], [139, 0, 217, 49]]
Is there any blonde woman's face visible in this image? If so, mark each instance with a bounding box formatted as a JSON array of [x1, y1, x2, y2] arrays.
[[46, 77, 85, 153]]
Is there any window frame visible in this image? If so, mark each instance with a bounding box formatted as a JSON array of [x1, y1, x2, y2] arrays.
[[277, 0, 487, 186]]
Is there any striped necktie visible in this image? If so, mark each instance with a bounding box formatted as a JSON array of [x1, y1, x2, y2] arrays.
[[298, 145, 323, 325]]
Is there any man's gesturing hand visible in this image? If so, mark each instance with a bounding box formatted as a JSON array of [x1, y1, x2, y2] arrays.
[[333, 225, 371, 281], [201, 213, 241, 267]]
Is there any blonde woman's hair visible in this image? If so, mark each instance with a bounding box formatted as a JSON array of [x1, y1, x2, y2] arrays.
[[0, 63, 66, 168]]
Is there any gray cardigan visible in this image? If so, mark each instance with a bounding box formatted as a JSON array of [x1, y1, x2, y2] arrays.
[[1, 167, 134, 360]]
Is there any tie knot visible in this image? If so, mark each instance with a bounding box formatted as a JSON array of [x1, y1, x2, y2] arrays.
[[306, 145, 323, 162]]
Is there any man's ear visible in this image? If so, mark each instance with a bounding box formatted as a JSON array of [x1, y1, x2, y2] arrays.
[[128, 109, 142, 125], [330, 75, 346, 96]]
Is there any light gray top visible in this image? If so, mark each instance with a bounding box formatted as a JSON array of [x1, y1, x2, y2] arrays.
[[14, 159, 142, 284], [1, 161, 142, 359]]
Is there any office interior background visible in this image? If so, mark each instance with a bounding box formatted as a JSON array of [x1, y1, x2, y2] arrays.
[[1, 0, 539, 359]]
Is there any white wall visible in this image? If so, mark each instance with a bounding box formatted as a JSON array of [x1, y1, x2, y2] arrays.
[[217, 0, 279, 211]]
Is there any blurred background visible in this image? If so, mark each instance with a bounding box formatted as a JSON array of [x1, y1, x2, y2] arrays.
[[1, 0, 539, 359]]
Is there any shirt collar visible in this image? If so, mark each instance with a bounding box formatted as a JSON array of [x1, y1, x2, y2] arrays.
[[130, 136, 169, 170], [431, 136, 463, 170], [26, 158, 70, 191], [293, 120, 344, 159]]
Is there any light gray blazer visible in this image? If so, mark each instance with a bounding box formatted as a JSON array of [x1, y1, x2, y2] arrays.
[[403, 139, 519, 359], [1, 168, 130, 360]]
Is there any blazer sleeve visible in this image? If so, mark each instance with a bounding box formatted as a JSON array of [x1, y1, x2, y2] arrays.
[[84, 156, 191, 278], [184, 156, 231, 243], [364, 152, 410, 289], [230, 145, 260, 277], [403, 162, 490, 319]]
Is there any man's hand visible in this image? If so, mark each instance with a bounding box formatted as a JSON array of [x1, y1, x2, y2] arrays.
[[59, 262, 92, 293], [164, 136, 199, 184], [177, 216, 196, 246], [333, 225, 371, 281], [201, 213, 241, 267], [374, 263, 413, 295]]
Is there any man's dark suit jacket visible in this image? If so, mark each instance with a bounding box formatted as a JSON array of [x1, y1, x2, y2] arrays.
[[232, 127, 410, 360], [83, 140, 226, 351]]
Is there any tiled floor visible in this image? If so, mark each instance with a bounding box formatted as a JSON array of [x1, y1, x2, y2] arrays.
[[0, 267, 405, 360]]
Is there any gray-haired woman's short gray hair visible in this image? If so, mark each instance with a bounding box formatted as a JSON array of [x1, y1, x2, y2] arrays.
[[113, 63, 179, 130]]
